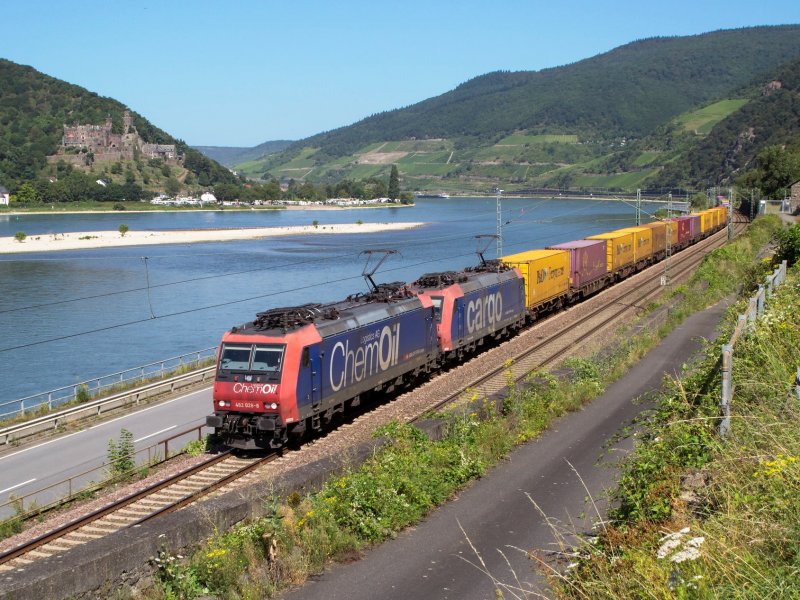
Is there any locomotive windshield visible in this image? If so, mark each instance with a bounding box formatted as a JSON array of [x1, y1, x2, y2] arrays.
[[218, 343, 284, 373]]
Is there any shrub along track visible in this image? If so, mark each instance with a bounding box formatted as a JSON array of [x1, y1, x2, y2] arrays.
[[0, 217, 745, 573]]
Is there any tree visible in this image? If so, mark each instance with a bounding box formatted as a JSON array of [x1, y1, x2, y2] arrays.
[[15, 182, 39, 204], [14, 231, 26, 243], [388, 164, 400, 200], [690, 192, 709, 210], [165, 177, 181, 197], [118, 224, 129, 237]]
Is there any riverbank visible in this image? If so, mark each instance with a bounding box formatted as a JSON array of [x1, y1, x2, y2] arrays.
[[0, 222, 426, 254]]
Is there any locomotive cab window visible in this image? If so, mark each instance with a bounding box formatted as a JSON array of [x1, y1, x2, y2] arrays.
[[219, 345, 252, 371], [301, 347, 310, 368], [430, 296, 444, 322], [252, 345, 284, 372]]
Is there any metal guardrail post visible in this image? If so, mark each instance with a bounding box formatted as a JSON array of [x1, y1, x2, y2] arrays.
[[720, 345, 733, 437], [795, 367, 800, 402]]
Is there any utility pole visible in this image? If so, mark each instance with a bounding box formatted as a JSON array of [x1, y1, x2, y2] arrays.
[[496, 188, 503, 258], [636, 189, 641, 225], [728, 187, 734, 241], [663, 193, 672, 286]]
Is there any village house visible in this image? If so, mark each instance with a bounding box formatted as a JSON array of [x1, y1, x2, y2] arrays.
[[0, 185, 10, 206]]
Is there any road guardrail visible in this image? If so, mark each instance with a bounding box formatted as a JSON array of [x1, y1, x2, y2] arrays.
[[0, 366, 215, 446]]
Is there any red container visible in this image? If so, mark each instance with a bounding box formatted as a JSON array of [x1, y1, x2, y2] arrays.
[[548, 239, 608, 289], [669, 216, 693, 246]]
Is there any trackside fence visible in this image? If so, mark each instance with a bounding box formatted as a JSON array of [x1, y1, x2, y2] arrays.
[[719, 260, 788, 436], [0, 347, 217, 420], [0, 425, 205, 523]]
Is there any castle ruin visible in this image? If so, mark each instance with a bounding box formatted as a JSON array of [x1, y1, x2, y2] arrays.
[[48, 110, 182, 167]]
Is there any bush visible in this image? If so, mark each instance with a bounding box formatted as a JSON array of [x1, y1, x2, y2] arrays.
[[775, 223, 800, 266], [107, 428, 135, 479], [118, 224, 129, 237], [113, 203, 126, 211], [75, 384, 91, 403], [14, 231, 26, 243]]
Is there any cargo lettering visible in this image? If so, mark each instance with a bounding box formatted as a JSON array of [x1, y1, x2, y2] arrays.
[[329, 324, 400, 392], [232, 382, 278, 395], [536, 266, 565, 283], [466, 292, 503, 334]]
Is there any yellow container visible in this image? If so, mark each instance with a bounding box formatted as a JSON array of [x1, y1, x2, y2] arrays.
[[695, 210, 714, 234], [501, 249, 570, 309], [614, 227, 653, 263], [640, 221, 667, 255], [716, 206, 728, 228], [664, 219, 679, 248], [586, 231, 635, 272]]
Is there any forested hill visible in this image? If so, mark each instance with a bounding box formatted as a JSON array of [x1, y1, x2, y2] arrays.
[[654, 55, 800, 188], [0, 59, 237, 188], [193, 140, 294, 167], [289, 25, 800, 160]]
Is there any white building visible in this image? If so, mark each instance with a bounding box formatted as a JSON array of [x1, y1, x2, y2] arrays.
[[0, 186, 10, 206]]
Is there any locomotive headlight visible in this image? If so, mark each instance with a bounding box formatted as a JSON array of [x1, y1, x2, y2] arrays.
[[267, 402, 278, 410], [218, 400, 228, 408]]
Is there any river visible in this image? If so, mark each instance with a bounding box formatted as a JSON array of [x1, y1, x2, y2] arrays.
[[0, 197, 657, 408]]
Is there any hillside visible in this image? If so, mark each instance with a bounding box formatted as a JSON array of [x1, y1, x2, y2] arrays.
[[0, 59, 237, 190], [245, 25, 800, 193], [653, 55, 800, 188], [192, 140, 293, 167]]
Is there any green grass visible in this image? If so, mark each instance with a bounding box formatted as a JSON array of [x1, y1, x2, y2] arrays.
[[143, 221, 784, 600], [396, 150, 452, 164], [572, 168, 660, 189], [497, 133, 579, 145], [676, 98, 749, 134], [632, 150, 662, 167]]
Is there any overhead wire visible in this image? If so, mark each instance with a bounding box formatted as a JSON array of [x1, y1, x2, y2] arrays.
[[0, 200, 650, 351]]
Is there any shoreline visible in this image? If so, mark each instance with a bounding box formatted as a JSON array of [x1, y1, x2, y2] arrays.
[[0, 222, 426, 254], [0, 203, 415, 216]]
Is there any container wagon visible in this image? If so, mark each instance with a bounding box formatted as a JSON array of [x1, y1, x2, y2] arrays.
[[547, 239, 608, 301], [640, 221, 667, 261], [613, 227, 653, 270], [585, 231, 636, 280], [500, 249, 570, 318]]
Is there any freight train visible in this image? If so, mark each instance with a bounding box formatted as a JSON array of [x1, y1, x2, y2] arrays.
[[207, 206, 730, 450]]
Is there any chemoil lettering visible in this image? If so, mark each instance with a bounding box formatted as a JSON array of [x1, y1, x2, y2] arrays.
[[232, 382, 278, 395], [466, 291, 503, 334], [329, 324, 400, 392]]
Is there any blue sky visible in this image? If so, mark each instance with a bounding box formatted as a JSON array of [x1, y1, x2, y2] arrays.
[[3, 1, 799, 146]]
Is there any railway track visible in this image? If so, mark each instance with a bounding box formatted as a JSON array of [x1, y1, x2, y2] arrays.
[[0, 452, 277, 572], [437, 219, 747, 405], [0, 219, 745, 572]]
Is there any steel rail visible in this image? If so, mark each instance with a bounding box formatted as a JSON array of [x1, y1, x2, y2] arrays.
[[431, 219, 747, 410]]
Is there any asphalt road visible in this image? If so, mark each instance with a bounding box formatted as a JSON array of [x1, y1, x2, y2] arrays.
[[282, 300, 731, 600], [0, 388, 212, 519]]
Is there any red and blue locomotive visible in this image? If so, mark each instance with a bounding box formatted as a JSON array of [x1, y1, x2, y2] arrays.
[[411, 260, 526, 362], [207, 283, 440, 450], [207, 258, 528, 450]]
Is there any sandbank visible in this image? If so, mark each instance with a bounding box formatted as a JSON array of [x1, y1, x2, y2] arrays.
[[0, 222, 426, 254]]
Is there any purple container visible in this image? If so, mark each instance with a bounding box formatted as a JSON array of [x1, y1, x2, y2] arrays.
[[547, 239, 607, 289]]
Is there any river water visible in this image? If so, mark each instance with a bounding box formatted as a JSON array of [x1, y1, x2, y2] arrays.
[[0, 197, 656, 406]]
